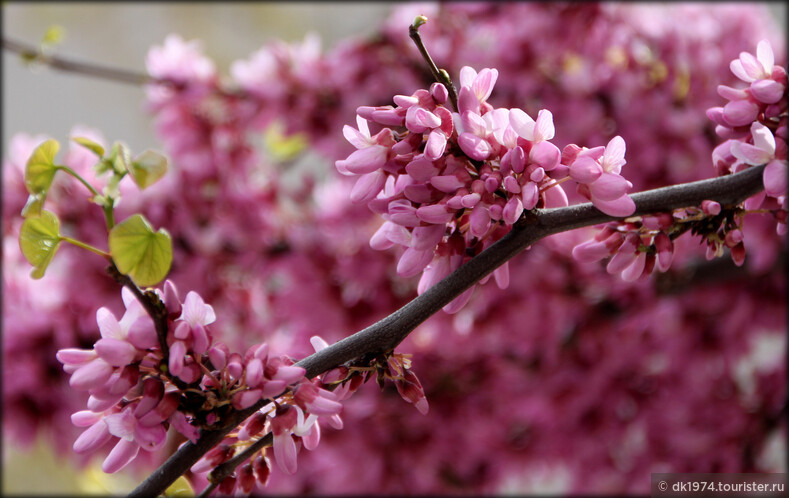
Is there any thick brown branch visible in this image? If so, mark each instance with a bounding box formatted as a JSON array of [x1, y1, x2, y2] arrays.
[[128, 164, 766, 497]]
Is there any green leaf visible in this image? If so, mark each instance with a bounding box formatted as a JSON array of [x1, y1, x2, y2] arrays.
[[163, 476, 194, 497], [25, 139, 60, 197], [109, 214, 172, 287], [21, 193, 45, 218], [72, 136, 105, 158], [129, 150, 168, 189], [19, 210, 62, 279], [110, 142, 132, 176]]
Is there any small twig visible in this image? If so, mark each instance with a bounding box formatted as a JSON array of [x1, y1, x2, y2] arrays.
[[197, 433, 274, 498], [106, 265, 171, 359], [128, 164, 767, 498], [3, 36, 152, 86], [408, 17, 459, 111]]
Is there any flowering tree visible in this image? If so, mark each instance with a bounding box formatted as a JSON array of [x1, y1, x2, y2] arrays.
[[3, 3, 786, 495]]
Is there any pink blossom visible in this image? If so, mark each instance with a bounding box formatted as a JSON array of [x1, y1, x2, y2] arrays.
[[146, 34, 216, 84], [730, 40, 775, 83]]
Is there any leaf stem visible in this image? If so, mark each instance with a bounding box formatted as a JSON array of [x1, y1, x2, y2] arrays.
[[59, 236, 110, 258], [53, 164, 115, 228], [55, 165, 101, 197], [104, 204, 116, 230]]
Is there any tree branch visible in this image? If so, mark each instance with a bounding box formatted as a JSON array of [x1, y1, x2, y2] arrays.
[[106, 264, 171, 358], [197, 433, 273, 498], [128, 164, 766, 497], [3, 36, 153, 86], [408, 19, 459, 111]]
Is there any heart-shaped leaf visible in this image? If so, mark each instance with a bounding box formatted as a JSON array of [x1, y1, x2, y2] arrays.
[[129, 150, 168, 189], [109, 214, 172, 287], [71, 136, 105, 158], [25, 139, 60, 197], [19, 210, 62, 279]]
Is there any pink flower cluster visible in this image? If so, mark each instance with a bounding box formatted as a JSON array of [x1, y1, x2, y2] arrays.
[[707, 39, 787, 232], [56, 288, 171, 473], [337, 66, 635, 312], [574, 39, 787, 278], [189, 336, 427, 495], [55, 282, 343, 480], [572, 197, 751, 282]]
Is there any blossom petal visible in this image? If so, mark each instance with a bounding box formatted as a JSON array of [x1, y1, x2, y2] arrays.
[[730, 59, 752, 83], [461, 110, 488, 137], [273, 365, 306, 384], [603, 135, 626, 173], [493, 261, 510, 289], [94, 338, 138, 367], [764, 159, 787, 197], [593, 194, 636, 217], [521, 182, 540, 210], [411, 225, 445, 251], [731, 142, 772, 166], [509, 108, 535, 140], [430, 175, 465, 193], [472, 68, 498, 102], [621, 252, 647, 282], [469, 204, 491, 238], [273, 433, 298, 475], [104, 410, 137, 441], [530, 141, 561, 170], [405, 157, 440, 182], [300, 422, 321, 451], [343, 121, 369, 150], [459, 66, 477, 88], [310, 336, 330, 352], [458, 132, 492, 161], [543, 182, 569, 208], [756, 39, 774, 73], [502, 196, 524, 224], [397, 247, 434, 277], [750, 79, 785, 104], [73, 420, 112, 454], [442, 286, 475, 314], [738, 51, 763, 81], [457, 86, 480, 115], [750, 122, 776, 155], [180, 291, 216, 326], [339, 146, 388, 175], [534, 109, 555, 141], [416, 204, 454, 224], [570, 156, 603, 184], [97, 308, 124, 340], [350, 170, 386, 204], [102, 439, 140, 474], [424, 130, 447, 160], [70, 358, 113, 391], [572, 239, 611, 263]]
